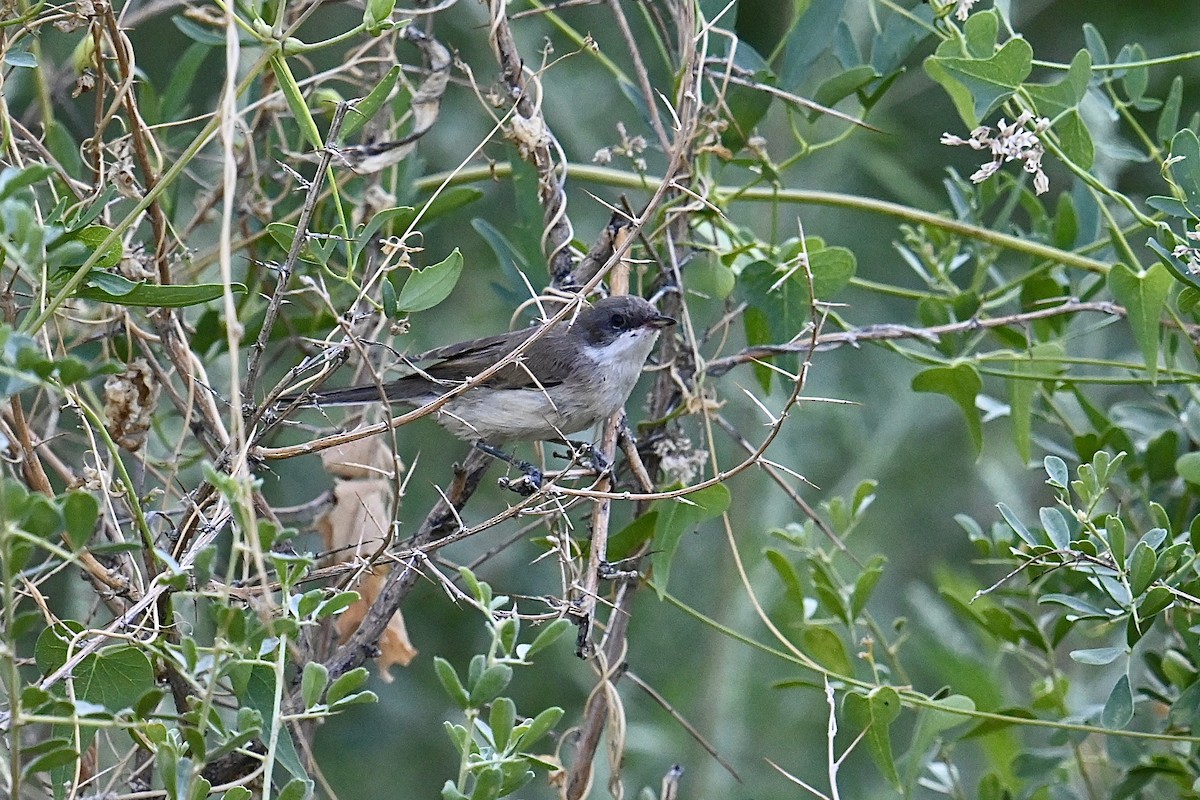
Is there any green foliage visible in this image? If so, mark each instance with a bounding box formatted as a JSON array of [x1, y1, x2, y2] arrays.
[[390, 248, 465, 314], [431, 570, 565, 800]]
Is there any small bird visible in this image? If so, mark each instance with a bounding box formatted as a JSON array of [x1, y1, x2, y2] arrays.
[[284, 295, 675, 446]]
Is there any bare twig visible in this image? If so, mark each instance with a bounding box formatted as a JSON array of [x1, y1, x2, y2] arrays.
[[242, 104, 351, 403], [704, 300, 1124, 377]]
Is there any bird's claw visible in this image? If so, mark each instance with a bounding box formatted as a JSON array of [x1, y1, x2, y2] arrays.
[[499, 471, 542, 496], [555, 440, 611, 476]]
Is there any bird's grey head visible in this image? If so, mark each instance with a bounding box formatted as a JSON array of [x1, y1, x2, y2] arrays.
[[574, 295, 675, 348]]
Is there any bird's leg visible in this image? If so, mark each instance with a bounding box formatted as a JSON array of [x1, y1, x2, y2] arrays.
[[553, 439, 610, 475], [472, 441, 543, 496]]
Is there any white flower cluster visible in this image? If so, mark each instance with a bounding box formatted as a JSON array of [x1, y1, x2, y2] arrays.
[[1172, 227, 1200, 275], [593, 122, 648, 171], [940, 111, 1051, 195], [952, 0, 978, 20]]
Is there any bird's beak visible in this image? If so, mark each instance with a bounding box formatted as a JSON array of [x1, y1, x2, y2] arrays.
[[648, 312, 676, 328]]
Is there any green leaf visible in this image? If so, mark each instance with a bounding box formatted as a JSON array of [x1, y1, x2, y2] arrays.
[[276, 778, 313, 800], [1082, 23, 1109, 65], [780, 0, 846, 83], [489, 697, 516, 751], [1009, 343, 1065, 463], [171, 15, 253, 47], [1069, 647, 1125, 665], [1138, 585, 1173, 618], [813, 65, 878, 109], [924, 36, 1033, 126], [266, 222, 337, 265], [1040, 593, 1109, 619], [35, 624, 156, 713], [650, 484, 731, 599], [743, 305, 774, 393], [82, 646, 156, 712], [0, 163, 55, 202], [1101, 674, 1134, 729], [843, 687, 902, 791], [1118, 44, 1149, 104], [316, 590, 359, 620], [960, 9, 999, 57], [379, 189, 485, 241], [1107, 262, 1172, 383], [1025, 49, 1091, 118], [738, 248, 855, 392], [22, 744, 80, 776], [808, 245, 857, 299], [352, 206, 414, 266], [270, 54, 323, 150], [395, 249, 464, 313], [849, 555, 885, 617], [301, 662, 328, 709], [470, 218, 534, 305], [342, 65, 402, 138], [326, 667, 368, 706], [1127, 540, 1157, 597], [997, 502, 1037, 547], [159, 44, 212, 123], [468, 664, 513, 706], [74, 278, 245, 308], [5, 50, 37, 69], [1044, 455, 1069, 489], [61, 491, 98, 550], [606, 511, 658, 561], [236, 666, 309, 781], [802, 627, 852, 675], [187, 778, 213, 800], [469, 766, 503, 800], [57, 225, 123, 269], [687, 256, 736, 301], [1054, 109, 1094, 170], [765, 549, 806, 609], [1177, 452, 1200, 485], [381, 276, 399, 318], [1038, 507, 1070, 549], [524, 618, 571, 658], [362, 0, 396, 35], [1157, 76, 1183, 145], [911, 364, 983, 455], [513, 706, 563, 750], [809, 559, 849, 625], [899, 694, 974, 788]]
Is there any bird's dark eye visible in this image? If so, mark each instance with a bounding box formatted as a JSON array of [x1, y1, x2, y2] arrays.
[[610, 313, 627, 329]]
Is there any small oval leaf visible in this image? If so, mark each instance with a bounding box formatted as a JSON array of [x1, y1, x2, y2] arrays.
[[396, 249, 464, 312]]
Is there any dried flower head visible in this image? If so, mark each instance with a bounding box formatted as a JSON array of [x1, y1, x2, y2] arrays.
[[652, 433, 708, 485], [104, 359, 159, 452], [941, 111, 1051, 195]]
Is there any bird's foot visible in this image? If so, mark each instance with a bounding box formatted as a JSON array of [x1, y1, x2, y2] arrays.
[[475, 442, 544, 496], [555, 440, 611, 476], [498, 473, 542, 496]]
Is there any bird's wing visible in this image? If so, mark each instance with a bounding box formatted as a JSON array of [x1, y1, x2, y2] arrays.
[[415, 326, 578, 390]]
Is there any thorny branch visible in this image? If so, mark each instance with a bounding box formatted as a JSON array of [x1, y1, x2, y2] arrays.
[[485, 0, 576, 285]]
